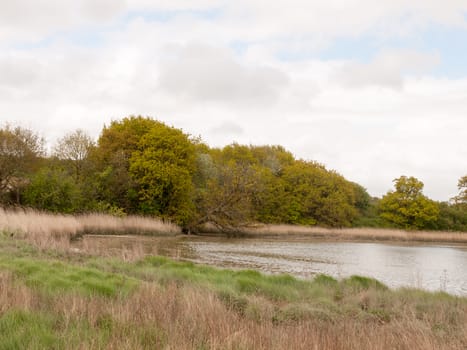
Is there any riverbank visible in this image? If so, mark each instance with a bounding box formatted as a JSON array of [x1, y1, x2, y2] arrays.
[[207, 224, 467, 243], [0, 233, 466, 349]]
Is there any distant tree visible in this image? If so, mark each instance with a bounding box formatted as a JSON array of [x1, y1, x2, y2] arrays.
[[53, 129, 94, 179], [352, 183, 371, 214], [0, 124, 45, 203], [435, 201, 467, 231], [379, 176, 439, 229], [452, 175, 467, 205]]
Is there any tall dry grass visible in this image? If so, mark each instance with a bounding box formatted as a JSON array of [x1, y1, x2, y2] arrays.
[[1, 271, 465, 350], [0, 208, 180, 251], [242, 224, 467, 243]]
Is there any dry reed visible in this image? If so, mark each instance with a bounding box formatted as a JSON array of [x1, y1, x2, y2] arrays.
[[241, 224, 467, 243], [0, 208, 180, 252], [1, 274, 465, 349]]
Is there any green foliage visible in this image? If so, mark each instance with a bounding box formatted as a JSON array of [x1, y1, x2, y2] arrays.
[[3, 116, 461, 232], [0, 124, 45, 204], [352, 197, 394, 228], [278, 161, 357, 227], [195, 144, 361, 229], [352, 183, 371, 215], [129, 121, 197, 225], [91, 116, 162, 212], [191, 156, 261, 231], [379, 176, 440, 229], [91, 116, 198, 225], [23, 167, 83, 213], [435, 201, 467, 231]]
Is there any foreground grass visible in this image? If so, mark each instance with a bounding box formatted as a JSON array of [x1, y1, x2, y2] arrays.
[[0, 235, 466, 349]]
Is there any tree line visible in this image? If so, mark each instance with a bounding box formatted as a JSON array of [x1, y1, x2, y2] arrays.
[[1, 117, 466, 232]]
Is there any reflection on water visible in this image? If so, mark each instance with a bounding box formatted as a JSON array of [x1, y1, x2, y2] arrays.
[[79, 235, 467, 295]]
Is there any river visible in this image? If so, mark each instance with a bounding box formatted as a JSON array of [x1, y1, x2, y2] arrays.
[[79, 235, 467, 296]]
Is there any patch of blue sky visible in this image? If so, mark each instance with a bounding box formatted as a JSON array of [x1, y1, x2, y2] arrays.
[[9, 7, 223, 51], [415, 25, 467, 79], [275, 24, 467, 79], [317, 35, 381, 64], [121, 7, 223, 23], [9, 25, 112, 51], [9, 36, 57, 51], [61, 27, 108, 48], [229, 40, 250, 55]]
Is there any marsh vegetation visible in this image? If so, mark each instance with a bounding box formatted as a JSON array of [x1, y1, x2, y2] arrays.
[[1, 211, 466, 349]]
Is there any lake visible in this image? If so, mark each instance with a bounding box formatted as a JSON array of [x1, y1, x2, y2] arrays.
[[79, 235, 467, 295]]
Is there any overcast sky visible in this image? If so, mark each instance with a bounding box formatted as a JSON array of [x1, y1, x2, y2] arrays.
[[1, 1, 466, 201]]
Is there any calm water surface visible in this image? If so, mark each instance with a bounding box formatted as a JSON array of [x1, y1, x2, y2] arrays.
[[81, 235, 467, 295]]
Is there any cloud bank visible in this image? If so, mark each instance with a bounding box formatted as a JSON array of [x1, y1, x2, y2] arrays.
[[0, 1, 466, 201]]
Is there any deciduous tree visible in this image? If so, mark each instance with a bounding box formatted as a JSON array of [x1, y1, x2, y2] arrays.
[[190, 159, 261, 232], [92, 116, 161, 212], [129, 121, 197, 225], [53, 129, 94, 180], [379, 176, 439, 229], [0, 124, 45, 203], [452, 175, 467, 205]]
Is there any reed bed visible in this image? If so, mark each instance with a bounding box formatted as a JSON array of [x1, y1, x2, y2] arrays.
[[242, 224, 467, 243], [0, 208, 180, 252]]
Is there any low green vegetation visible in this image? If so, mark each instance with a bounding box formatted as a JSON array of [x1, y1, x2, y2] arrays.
[[1, 118, 465, 233], [0, 309, 104, 350], [0, 256, 138, 297]]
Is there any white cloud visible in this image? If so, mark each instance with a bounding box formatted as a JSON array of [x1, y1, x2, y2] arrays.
[[0, 1, 466, 201], [335, 50, 441, 89], [158, 43, 288, 106], [209, 121, 244, 136], [3, 1, 467, 47], [0, 0, 126, 43]]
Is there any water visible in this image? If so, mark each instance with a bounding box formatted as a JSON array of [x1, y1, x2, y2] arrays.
[[80, 235, 467, 295]]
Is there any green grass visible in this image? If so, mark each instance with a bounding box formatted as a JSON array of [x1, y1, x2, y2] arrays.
[[0, 256, 138, 297], [0, 309, 105, 350], [96, 255, 329, 303]]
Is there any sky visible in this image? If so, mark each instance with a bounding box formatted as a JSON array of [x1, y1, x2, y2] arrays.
[[0, 1, 466, 201]]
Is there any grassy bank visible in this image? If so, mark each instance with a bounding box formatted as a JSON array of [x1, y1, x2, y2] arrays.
[[0, 232, 466, 349]]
